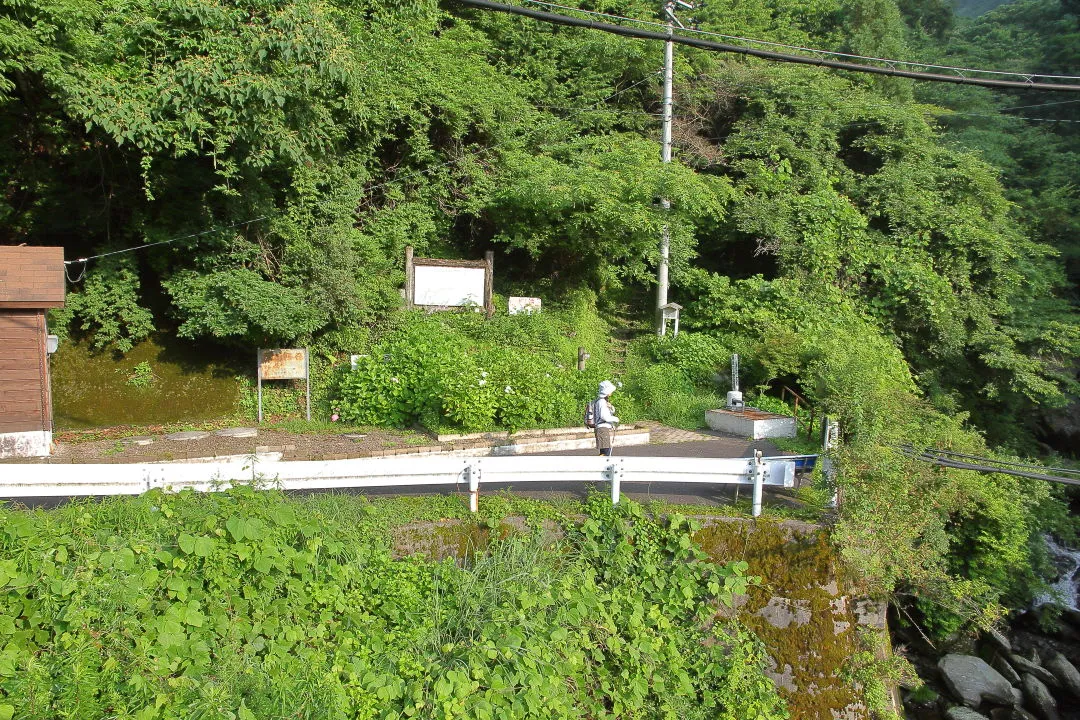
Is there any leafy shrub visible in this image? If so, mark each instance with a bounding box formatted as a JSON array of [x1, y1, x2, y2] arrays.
[[335, 303, 629, 432], [119, 361, 156, 388], [638, 332, 733, 386], [623, 332, 733, 430], [58, 256, 155, 353], [624, 361, 718, 429]]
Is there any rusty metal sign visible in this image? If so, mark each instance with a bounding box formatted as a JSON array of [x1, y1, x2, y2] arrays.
[[257, 348, 310, 422], [258, 349, 308, 380]]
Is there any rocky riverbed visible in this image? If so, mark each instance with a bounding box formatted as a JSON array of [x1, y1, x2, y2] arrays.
[[900, 603, 1080, 718]]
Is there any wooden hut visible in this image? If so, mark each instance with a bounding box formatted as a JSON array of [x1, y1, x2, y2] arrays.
[[0, 246, 66, 458]]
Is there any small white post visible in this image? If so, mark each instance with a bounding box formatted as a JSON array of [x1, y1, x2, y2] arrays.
[[752, 450, 764, 517], [304, 347, 311, 422], [609, 463, 621, 505], [257, 349, 263, 424], [822, 416, 840, 509], [467, 462, 479, 513]]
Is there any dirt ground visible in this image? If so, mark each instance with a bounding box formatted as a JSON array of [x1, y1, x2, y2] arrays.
[[5, 422, 612, 464]]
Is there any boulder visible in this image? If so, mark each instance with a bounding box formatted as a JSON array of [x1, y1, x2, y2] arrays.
[[990, 653, 1022, 687], [983, 627, 1013, 656], [1061, 607, 1080, 630], [947, 707, 989, 720], [1043, 651, 1080, 698], [1020, 674, 1060, 720], [1009, 654, 1059, 688], [938, 654, 1018, 708], [990, 708, 1040, 720]]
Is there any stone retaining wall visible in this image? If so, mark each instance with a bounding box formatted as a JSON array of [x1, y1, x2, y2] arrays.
[[392, 515, 890, 720]]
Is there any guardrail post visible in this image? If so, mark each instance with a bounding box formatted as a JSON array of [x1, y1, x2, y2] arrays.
[[467, 461, 480, 513], [752, 450, 764, 518], [609, 461, 621, 505]]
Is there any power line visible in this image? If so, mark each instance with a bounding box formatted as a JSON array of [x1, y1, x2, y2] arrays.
[[64, 216, 269, 267], [939, 110, 1080, 124], [999, 98, 1080, 112], [899, 445, 1080, 486], [519, 0, 1080, 84], [919, 448, 1080, 476], [454, 0, 1080, 92]]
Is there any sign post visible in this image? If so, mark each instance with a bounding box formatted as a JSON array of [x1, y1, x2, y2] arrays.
[[257, 348, 310, 423]]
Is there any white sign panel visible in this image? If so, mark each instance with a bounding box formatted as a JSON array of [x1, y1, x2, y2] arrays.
[[414, 265, 485, 307], [509, 297, 541, 315]]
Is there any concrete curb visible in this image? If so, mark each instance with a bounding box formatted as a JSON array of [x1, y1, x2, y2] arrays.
[[161, 429, 651, 464], [436, 425, 640, 443]]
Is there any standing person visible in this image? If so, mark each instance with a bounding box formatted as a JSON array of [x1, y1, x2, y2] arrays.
[[594, 380, 620, 456]]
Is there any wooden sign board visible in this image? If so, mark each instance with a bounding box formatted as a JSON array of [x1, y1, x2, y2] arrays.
[[405, 246, 494, 317], [259, 348, 308, 380], [257, 348, 310, 422], [414, 265, 485, 307]]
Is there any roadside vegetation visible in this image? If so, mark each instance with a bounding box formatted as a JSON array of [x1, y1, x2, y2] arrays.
[[4, 0, 1080, 711], [0, 490, 787, 720]]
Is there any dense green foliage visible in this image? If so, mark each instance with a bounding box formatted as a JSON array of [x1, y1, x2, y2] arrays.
[[4, 0, 1079, 645], [906, 0, 1080, 443], [640, 282, 1067, 636], [4, 0, 1075, 445], [0, 490, 786, 720], [334, 295, 628, 432]]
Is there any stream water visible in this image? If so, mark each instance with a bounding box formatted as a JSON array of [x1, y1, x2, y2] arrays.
[[1036, 535, 1080, 611]]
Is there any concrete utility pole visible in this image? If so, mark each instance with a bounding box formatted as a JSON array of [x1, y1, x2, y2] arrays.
[[656, 0, 691, 335]]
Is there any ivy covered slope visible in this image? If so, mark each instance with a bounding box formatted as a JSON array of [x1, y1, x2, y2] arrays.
[[0, 490, 788, 720]]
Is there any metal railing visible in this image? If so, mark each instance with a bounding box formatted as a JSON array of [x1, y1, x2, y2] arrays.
[[1, 453, 796, 516], [778, 384, 816, 440]]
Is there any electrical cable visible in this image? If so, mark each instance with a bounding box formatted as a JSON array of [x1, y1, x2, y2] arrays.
[[64, 216, 269, 268], [940, 111, 1080, 124], [998, 98, 1080, 112], [920, 455, 1080, 486], [63, 261, 87, 283], [898, 445, 1080, 485], [454, 0, 1080, 92], [517, 0, 1080, 82], [915, 447, 1080, 476]]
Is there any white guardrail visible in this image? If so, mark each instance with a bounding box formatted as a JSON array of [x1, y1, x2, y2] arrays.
[[0, 453, 796, 516]]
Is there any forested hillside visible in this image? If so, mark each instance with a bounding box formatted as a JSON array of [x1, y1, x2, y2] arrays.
[[3, 0, 1076, 449], [3, 0, 1080, 645]]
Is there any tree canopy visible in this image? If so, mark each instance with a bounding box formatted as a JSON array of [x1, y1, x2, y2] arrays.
[[2, 0, 1077, 450]]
